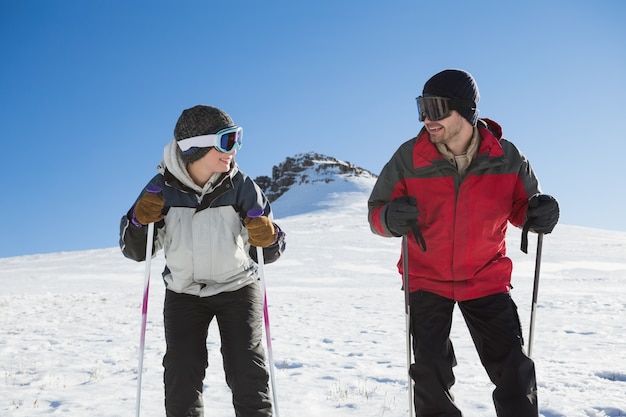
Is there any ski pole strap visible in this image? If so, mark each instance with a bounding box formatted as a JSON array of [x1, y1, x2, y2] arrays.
[[521, 219, 533, 254], [410, 220, 427, 252]]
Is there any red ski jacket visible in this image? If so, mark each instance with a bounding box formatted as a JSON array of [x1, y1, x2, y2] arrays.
[[368, 119, 541, 301]]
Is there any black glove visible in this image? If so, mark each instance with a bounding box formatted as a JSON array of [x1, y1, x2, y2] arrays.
[[525, 193, 559, 234], [386, 196, 420, 237]]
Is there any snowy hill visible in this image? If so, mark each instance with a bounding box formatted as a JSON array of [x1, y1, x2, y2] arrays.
[[1, 154, 626, 417], [254, 151, 378, 217]]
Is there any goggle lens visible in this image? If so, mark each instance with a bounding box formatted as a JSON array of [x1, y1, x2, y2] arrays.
[[416, 96, 452, 122], [416, 96, 476, 122], [218, 128, 242, 153]]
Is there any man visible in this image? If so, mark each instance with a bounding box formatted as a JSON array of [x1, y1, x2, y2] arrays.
[[120, 105, 286, 417], [368, 69, 559, 416]]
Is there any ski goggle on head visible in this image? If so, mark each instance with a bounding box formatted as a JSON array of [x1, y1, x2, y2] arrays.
[[176, 126, 243, 154], [416, 96, 476, 122]]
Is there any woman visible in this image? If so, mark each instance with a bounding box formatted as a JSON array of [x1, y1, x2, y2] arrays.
[[120, 105, 285, 417]]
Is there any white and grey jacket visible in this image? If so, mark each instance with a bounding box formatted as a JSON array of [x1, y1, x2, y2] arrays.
[[119, 139, 285, 297]]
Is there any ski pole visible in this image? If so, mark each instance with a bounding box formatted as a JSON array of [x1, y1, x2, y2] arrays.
[[527, 232, 544, 358], [136, 185, 161, 417], [247, 208, 280, 417], [402, 234, 414, 417]]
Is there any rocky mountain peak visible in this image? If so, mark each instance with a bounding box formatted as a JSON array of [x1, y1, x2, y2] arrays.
[[254, 152, 377, 203]]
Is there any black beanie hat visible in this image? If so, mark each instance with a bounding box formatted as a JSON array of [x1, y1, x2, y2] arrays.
[[422, 69, 480, 126], [174, 105, 234, 164]]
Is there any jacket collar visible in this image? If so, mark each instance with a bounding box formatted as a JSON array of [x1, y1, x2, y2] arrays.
[[412, 118, 505, 169]]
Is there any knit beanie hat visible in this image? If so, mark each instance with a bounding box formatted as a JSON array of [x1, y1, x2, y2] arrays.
[[174, 105, 234, 164], [422, 69, 480, 126]]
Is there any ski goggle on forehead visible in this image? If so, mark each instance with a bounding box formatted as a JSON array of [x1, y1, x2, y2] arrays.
[[416, 96, 476, 122], [176, 126, 243, 154]]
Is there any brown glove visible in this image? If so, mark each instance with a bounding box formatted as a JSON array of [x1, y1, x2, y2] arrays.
[[244, 216, 276, 247], [134, 192, 165, 225]]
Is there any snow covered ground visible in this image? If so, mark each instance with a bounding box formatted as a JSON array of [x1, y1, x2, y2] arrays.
[[1, 173, 625, 416]]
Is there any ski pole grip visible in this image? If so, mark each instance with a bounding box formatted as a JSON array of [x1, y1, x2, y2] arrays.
[[247, 207, 264, 219], [146, 185, 162, 195], [131, 185, 163, 228]]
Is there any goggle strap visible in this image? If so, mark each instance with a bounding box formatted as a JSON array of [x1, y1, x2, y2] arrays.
[[417, 96, 475, 109], [177, 134, 220, 152]]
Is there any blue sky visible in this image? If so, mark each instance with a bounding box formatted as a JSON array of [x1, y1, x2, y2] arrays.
[[1, 0, 624, 258]]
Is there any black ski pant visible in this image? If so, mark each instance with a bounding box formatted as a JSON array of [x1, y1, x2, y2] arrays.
[[162, 283, 272, 417], [408, 290, 538, 417]]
